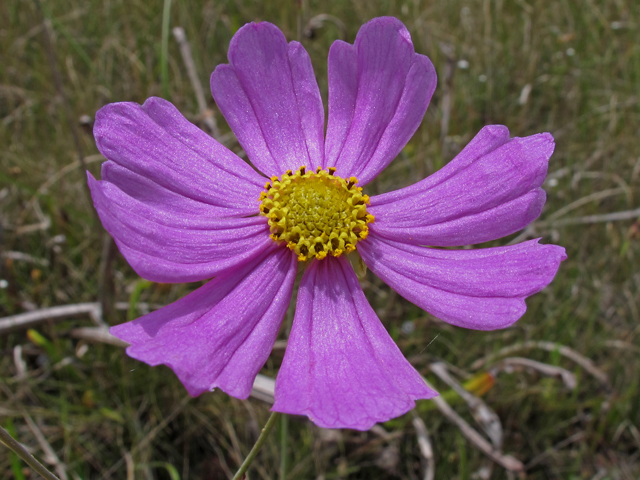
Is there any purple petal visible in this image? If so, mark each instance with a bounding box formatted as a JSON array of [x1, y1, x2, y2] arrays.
[[358, 234, 567, 330], [100, 161, 225, 217], [273, 256, 436, 430], [325, 17, 436, 185], [93, 98, 265, 214], [110, 247, 297, 398], [211, 22, 324, 176], [370, 127, 554, 246], [89, 173, 273, 283]]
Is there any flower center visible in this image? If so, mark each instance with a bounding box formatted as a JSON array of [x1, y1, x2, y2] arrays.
[[259, 166, 375, 261]]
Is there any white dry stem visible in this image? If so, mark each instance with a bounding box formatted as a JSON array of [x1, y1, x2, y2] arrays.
[[13, 345, 27, 380], [70, 327, 128, 347], [24, 414, 69, 480], [509, 201, 639, 245], [430, 362, 503, 447], [421, 377, 524, 473], [0, 303, 104, 334], [538, 207, 640, 228], [543, 187, 626, 222], [172, 27, 221, 139], [489, 357, 577, 389], [2, 251, 50, 267], [471, 340, 608, 386], [411, 412, 435, 480], [251, 373, 276, 404]]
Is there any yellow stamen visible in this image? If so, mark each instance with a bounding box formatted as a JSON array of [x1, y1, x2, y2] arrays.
[[259, 167, 374, 261]]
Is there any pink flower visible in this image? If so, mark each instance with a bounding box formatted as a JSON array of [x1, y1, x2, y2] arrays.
[[88, 17, 566, 430]]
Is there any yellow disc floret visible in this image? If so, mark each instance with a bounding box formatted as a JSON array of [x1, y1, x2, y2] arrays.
[[259, 166, 375, 261]]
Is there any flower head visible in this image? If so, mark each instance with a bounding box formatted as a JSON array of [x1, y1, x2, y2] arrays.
[[89, 17, 566, 430]]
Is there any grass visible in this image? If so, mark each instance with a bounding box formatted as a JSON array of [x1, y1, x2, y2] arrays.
[[1, 0, 639, 478]]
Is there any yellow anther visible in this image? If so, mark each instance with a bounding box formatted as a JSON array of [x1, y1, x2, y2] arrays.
[[259, 167, 374, 261]]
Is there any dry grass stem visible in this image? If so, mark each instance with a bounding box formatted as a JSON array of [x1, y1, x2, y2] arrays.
[[0, 425, 61, 480], [430, 362, 503, 447], [1, 251, 50, 267], [0, 303, 103, 334], [539, 207, 640, 228], [421, 377, 524, 473], [172, 26, 221, 139], [411, 412, 435, 480], [545, 187, 627, 222], [69, 326, 128, 347], [471, 341, 609, 385], [489, 357, 578, 390], [24, 414, 69, 480]]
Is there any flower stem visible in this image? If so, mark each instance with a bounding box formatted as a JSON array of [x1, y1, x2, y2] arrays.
[[0, 425, 60, 480], [232, 411, 281, 480]]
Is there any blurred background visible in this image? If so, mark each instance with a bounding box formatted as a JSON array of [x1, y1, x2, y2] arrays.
[[1, 1, 639, 479]]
